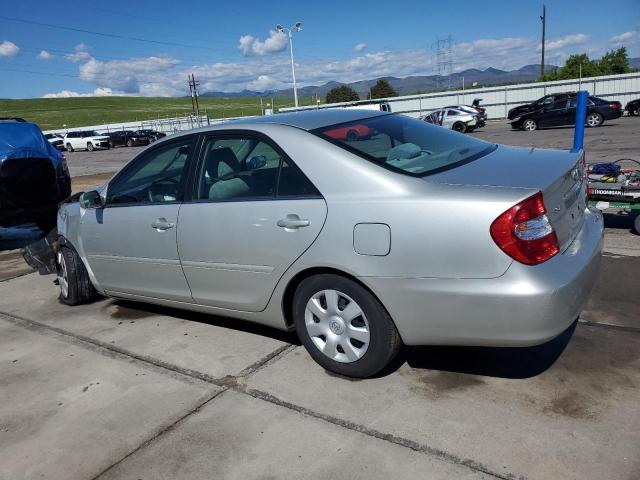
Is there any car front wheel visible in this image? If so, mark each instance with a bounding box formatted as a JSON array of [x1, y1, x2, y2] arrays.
[[87, 142, 94, 151], [522, 119, 538, 131], [57, 246, 96, 305], [66, 143, 74, 152], [293, 274, 401, 378], [586, 112, 603, 128]]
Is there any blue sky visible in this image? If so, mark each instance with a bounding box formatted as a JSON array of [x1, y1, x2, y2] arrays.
[[0, 0, 638, 98]]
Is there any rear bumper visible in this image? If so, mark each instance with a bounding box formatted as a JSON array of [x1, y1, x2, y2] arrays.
[[362, 207, 604, 347]]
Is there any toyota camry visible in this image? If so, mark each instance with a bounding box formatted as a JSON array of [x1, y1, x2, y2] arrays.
[[56, 110, 603, 378]]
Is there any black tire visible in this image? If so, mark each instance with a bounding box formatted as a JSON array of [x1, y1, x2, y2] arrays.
[[57, 245, 96, 305], [66, 143, 74, 152], [452, 122, 467, 133], [87, 142, 94, 151], [633, 213, 640, 235], [293, 274, 401, 378], [345, 129, 360, 141], [586, 112, 603, 128], [126, 139, 134, 147], [109, 141, 115, 149]]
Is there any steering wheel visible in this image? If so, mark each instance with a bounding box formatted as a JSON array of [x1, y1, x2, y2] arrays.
[[147, 177, 179, 202]]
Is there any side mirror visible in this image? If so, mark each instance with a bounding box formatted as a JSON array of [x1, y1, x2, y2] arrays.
[[80, 190, 103, 209]]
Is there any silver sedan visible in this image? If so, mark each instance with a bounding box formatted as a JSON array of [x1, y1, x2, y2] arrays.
[[56, 110, 603, 378]]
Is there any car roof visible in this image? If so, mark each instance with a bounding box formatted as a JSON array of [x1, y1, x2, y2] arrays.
[[214, 109, 390, 131]]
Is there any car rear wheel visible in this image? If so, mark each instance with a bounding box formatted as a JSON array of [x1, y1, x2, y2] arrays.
[[66, 143, 74, 152], [126, 139, 134, 147], [452, 122, 467, 133], [57, 246, 96, 305], [522, 119, 538, 131], [633, 213, 640, 235], [293, 274, 401, 378], [586, 112, 603, 128], [87, 142, 94, 151]]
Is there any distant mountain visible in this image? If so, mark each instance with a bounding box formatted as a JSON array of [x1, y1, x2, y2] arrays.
[[200, 64, 558, 99], [629, 57, 640, 69]]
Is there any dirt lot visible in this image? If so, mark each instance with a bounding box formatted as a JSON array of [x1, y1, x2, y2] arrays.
[[1, 121, 639, 480]]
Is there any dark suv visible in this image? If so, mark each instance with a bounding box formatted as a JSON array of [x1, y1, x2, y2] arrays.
[[135, 129, 167, 142], [0, 120, 71, 233], [106, 130, 151, 148]]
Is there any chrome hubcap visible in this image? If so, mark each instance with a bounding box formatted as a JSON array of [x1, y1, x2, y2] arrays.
[[587, 115, 599, 126], [524, 120, 536, 130], [57, 251, 69, 298], [305, 289, 370, 363]]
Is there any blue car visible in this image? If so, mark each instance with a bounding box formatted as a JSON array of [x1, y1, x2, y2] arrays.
[[0, 119, 71, 232]]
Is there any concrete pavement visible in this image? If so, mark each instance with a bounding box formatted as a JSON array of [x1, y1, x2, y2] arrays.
[[1, 256, 639, 480]]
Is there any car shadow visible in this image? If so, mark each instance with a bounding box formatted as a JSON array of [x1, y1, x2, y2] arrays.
[[109, 299, 301, 345], [602, 210, 639, 235], [386, 321, 578, 380]]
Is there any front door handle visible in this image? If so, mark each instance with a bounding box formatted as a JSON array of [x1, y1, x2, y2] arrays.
[[277, 214, 310, 229], [151, 218, 175, 231]]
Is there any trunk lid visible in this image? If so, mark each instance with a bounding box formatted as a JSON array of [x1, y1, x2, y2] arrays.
[[427, 145, 587, 251]]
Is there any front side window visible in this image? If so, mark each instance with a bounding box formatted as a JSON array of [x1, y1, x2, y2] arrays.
[[195, 135, 319, 201], [107, 138, 193, 205], [313, 114, 496, 176]]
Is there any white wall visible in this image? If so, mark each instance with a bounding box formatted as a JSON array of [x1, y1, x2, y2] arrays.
[[279, 72, 640, 119]]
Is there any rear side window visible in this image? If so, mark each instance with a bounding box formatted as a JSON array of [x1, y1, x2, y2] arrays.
[[313, 114, 496, 177], [195, 135, 320, 201]]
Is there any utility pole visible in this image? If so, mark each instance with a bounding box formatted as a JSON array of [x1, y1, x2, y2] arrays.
[[540, 4, 546, 79], [187, 73, 201, 124]]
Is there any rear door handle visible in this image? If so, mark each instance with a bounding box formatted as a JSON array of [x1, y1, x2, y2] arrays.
[[277, 214, 310, 229], [151, 218, 175, 231]]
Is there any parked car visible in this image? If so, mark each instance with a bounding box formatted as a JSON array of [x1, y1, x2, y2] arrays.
[[510, 95, 623, 131], [44, 133, 65, 151], [444, 104, 487, 127], [56, 110, 602, 378], [105, 130, 151, 148], [625, 98, 640, 116], [63, 130, 110, 152], [508, 92, 575, 120], [0, 120, 71, 233], [135, 129, 167, 142], [420, 108, 477, 133]]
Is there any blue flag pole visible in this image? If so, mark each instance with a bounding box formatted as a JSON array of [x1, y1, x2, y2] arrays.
[[572, 90, 589, 152]]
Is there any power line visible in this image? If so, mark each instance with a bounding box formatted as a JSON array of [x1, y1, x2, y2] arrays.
[[0, 15, 224, 51]]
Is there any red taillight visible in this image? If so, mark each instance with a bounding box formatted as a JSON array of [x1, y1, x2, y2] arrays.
[[490, 191, 559, 265], [610, 103, 620, 109]]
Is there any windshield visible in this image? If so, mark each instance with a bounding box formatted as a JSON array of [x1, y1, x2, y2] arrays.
[[312, 114, 496, 176], [87, 130, 100, 136]]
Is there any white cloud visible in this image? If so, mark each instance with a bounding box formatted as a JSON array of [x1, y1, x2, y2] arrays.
[[65, 43, 91, 62], [0, 40, 19, 58], [544, 34, 588, 52], [53, 32, 611, 98], [79, 56, 181, 94], [354, 43, 367, 52], [37, 50, 53, 60], [42, 87, 115, 98], [238, 30, 288, 56], [610, 31, 636, 43], [247, 75, 283, 91]]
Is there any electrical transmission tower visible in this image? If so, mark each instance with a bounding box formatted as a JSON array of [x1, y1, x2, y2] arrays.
[[435, 35, 454, 90], [187, 73, 201, 125]]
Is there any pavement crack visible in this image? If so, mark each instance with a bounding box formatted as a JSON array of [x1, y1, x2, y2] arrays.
[[241, 387, 523, 480], [578, 319, 640, 334], [237, 344, 296, 378], [90, 388, 229, 480]]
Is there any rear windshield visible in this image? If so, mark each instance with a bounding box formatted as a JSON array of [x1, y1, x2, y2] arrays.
[[312, 114, 496, 176]]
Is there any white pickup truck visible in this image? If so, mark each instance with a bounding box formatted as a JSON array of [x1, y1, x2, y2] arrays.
[[63, 130, 110, 152]]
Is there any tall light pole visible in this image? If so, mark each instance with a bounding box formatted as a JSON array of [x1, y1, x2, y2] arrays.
[[540, 4, 546, 79], [277, 21, 302, 108]]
